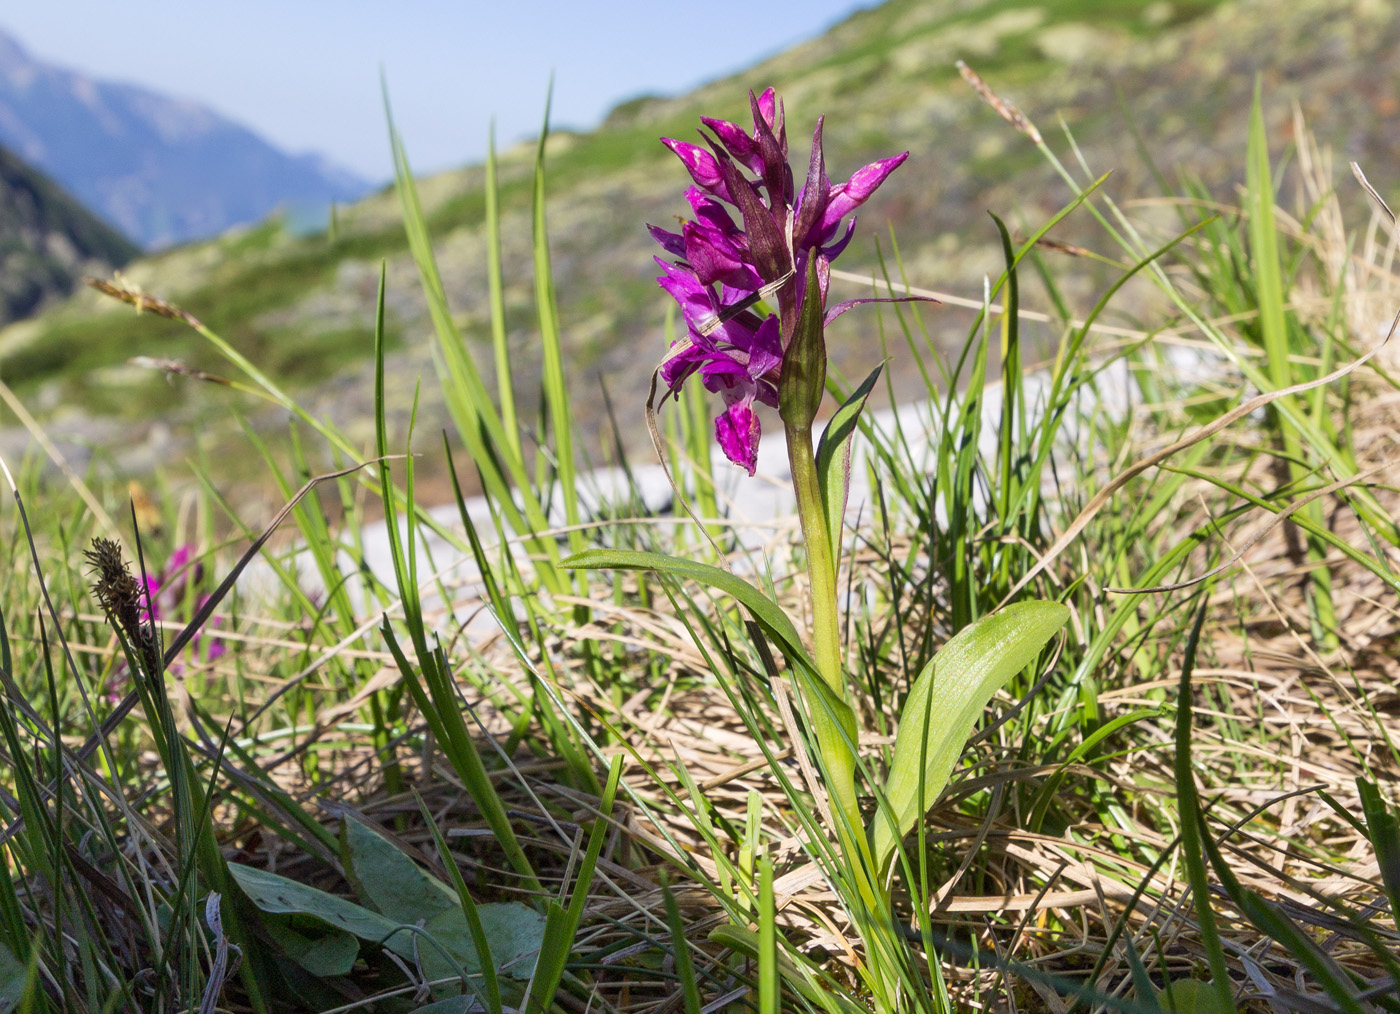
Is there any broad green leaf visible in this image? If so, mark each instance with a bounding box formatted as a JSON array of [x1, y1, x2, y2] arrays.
[[411, 984, 529, 1014], [341, 816, 456, 926], [231, 862, 544, 986], [263, 917, 359, 977], [0, 938, 25, 1013], [873, 601, 1068, 869], [1358, 777, 1400, 921], [816, 364, 882, 564], [229, 863, 403, 947], [411, 1000, 476, 1014], [419, 904, 546, 982], [1158, 979, 1232, 1014]]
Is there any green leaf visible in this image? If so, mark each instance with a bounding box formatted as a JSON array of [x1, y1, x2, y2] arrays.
[[341, 816, 457, 926], [0, 938, 26, 1014], [873, 601, 1068, 869], [410, 981, 529, 1014], [262, 917, 359, 977], [229, 863, 403, 946], [560, 550, 812, 674], [1358, 777, 1400, 922], [561, 550, 858, 797], [709, 923, 864, 1014], [1158, 979, 1230, 1014], [231, 862, 544, 986], [816, 364, 882, 564], [420, 904, 546, 981], [411, 1000, 476, 1014]]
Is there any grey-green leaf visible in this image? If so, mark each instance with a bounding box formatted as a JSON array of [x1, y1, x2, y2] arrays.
[[341, 816, 457, 925], [0, 938, 26, 1013], [230, 862, 405, 947], [1159, 978, 1233, 1014], [420, 904, 546, 981], [561, 547, 857, 753], [873, 601, 1068, 870], [263, 917, 360, 977]]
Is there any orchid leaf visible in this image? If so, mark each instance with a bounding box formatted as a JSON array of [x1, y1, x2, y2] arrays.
[[230, 863, 404, 946], [562, 550, 810, 672], [0, 939, 26, 1013], [340, 816, 457, 926], [420, 905, 546, 982], [873, 601, 1068, 870], [816, 364, 882, 563], [561, 549, 854, 728], [1158, 979, 1230, 1014], [263, 919, 359, 977], [1358, 777, 1400, 921], [563, 549, 858, 815]]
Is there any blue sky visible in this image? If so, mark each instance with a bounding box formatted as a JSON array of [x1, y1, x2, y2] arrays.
[[2, 1, 873, 183]]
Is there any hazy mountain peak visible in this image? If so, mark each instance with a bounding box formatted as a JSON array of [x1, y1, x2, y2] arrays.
[[0, 27, 371, 249]]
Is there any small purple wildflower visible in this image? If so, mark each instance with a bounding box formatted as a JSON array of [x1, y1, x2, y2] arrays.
[[139, 544, 225, 665], [649, 88, 907, 473]]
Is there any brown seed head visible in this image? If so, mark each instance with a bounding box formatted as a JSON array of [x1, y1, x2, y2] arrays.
[[85, 537, 160, 673]]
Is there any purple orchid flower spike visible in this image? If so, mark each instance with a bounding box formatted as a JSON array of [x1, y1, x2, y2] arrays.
[[650, 89, 908, 472]]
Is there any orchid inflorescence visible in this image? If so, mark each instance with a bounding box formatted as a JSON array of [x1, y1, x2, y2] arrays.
[[649, 88, 907, 474]]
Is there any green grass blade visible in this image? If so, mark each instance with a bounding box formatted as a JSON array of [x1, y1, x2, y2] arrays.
[[758, 850, 778, 1014], [1172, 603, 1237, 1013], [485, 124, 520, 461], [1357, 777, 1400, 927], [529, 86, 583, 561], [416, 791, 503, 1014], [662, 877, 702, 1014], [525, 756, 621, 1014]]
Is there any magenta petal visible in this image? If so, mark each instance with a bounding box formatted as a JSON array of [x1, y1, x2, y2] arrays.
[[662, 138, 731, 202], [742, 315, 783, 378], [754, 88, 777, 134], [683, 220, 762, 290], [701, 115, 762, 173], [821, 217, 858, 262], [819, 152, 908, 235], [714, 398, 760, 475], [648, 223, 686, 259], [655, 257, 719, 331]]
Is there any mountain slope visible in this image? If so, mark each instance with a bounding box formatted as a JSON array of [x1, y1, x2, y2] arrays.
[[1, 0, 1396, 485], [0, 29, 370, 249], [0, 142, 137, 323]]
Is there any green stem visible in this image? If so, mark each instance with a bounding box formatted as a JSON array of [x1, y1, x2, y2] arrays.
[[785, 420, 881, 912], [785, 422, 842, 699]]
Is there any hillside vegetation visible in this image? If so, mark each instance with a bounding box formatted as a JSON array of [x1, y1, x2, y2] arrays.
[[1, 0, 1395, 487]]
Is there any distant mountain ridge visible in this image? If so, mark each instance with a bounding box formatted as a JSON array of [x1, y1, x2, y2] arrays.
[[0, 142, 136, 323], [0, 28, 371, 249]]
